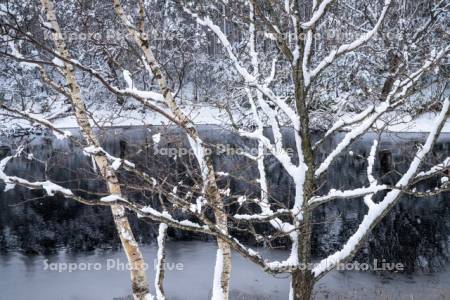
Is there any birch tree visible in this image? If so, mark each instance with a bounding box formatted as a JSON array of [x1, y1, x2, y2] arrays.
[[1, 1, 450, 300], [2, 0, 152, 298], [1, 1, 236, 298]]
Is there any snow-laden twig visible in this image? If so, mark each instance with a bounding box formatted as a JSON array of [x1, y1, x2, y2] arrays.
[[234, 209, 290, 223], [313, 105, 375, 150], [415, 157, 450, 179], [184, 7, 299, 128], [0, 154, 73, 196], [83, 145, 135, 171], [315, 102, 390, 177], [0, 104, 72, 140], [308, 0, 391, 83]]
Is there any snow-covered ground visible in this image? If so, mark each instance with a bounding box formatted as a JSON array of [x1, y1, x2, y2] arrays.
[[1, 103, 235, 132], [381, 112, 450, 133], [3, 103, 450, 134]]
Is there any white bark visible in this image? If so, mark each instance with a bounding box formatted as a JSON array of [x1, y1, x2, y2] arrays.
[[155, 223, 168, 300], [112, 1, 232, 298], [40, 1, 150, 298]]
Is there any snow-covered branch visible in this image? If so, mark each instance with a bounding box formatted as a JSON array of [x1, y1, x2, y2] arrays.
[[313, 98, 450, 278], [315, 45, 450, 177], [301, 0, 335, 29], [0, 104, 72, 140], [307, 0, 392, 85], [309, 185, 390, 208]]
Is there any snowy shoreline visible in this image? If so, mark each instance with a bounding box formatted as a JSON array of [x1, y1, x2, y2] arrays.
[[2, 103, 450, 134]]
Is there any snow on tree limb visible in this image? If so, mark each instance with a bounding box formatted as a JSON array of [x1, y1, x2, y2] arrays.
[[315, 45, 450, 177], [308, 185, 390, 208], [313, 98, 450, 278], [313, 105, 375, 150], [308, 0, 392, 85], [301, 0, 335, 29], [364, 139, 380, 208], [315, 102, 390, 177], [0, 151, 211, 233], [0, 104, 72, 140], [415, 157, 450, 180], [184, 6, 299, 127], [0, 154, 73, 196]]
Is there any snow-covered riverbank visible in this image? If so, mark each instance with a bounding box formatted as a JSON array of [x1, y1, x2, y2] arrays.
[[2, 103, 450, 134]]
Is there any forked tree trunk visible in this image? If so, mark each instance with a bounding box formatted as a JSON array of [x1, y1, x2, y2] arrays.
[[40, 1, 150, 298]]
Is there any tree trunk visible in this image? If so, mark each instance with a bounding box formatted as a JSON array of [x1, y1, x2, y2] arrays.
[[291, 268, 314, 300], [213, 213, 232, 299], [291, 208, 314, 300], [155, 223, 168, 300], [206, 153, 232, 299], [40, 1, 150, 298], [291, 26, 316, 300]]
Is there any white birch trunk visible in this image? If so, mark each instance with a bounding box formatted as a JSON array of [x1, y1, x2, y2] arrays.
[[155, 223, 168, 300], [40, 1, 150, 298], [112, 1, 232, 298]]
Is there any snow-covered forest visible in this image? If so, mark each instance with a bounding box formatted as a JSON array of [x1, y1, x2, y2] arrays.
[[0, 0, 450, 299]]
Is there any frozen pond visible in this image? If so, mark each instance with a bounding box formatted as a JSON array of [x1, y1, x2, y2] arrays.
[[0, 241, 449, 300]]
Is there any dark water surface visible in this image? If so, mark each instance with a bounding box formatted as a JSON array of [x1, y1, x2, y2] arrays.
[[0, 241, 449, 300], [0, 127, 450, 299]]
